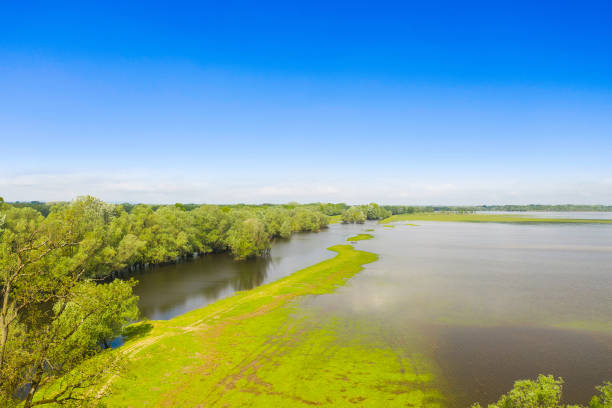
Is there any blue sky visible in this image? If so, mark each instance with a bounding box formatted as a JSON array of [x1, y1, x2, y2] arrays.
[[1, 1, 611, 204]]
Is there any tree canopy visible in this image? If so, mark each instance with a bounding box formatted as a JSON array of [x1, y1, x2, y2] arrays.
[[0, 197, 139, 407], [472, 375, 612, 408]]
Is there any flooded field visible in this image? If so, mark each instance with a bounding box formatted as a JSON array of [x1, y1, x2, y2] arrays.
[[128, 214, 612, 405]]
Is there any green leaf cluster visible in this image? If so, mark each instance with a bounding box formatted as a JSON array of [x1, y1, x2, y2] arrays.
[[472, 375, 612, 408], [1, 197, 139, 407], [342, 203, 391, 224]]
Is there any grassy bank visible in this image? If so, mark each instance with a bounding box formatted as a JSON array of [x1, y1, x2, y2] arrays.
[[381, 212, 612, 224], [99, 244, 443, 407]]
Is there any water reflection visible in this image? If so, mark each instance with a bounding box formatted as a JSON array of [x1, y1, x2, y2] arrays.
[[130, 254, 269, 320], [127, 223, 368, 320]]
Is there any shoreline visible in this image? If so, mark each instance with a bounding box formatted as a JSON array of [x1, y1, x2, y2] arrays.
[[96, 241, 443, 407]]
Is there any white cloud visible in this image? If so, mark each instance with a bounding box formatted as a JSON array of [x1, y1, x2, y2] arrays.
[[1, 170, 611, 205]]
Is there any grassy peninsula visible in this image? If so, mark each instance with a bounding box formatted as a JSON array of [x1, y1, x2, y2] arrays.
[[97, 242, 442, 407]]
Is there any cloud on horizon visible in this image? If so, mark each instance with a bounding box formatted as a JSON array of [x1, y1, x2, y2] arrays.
[[1, 171, 611, 205]]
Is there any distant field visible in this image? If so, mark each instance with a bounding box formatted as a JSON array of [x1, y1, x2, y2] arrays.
[[381, 212, 612, 224]]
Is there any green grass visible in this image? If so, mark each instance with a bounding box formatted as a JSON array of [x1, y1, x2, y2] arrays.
[[381, 212, 612, 224], [365, 228, 374, 232], [383, 224, 395, 228], [99, 245, 443, 407], [405, 223, 419, 226], [347, 233, 373, 241]]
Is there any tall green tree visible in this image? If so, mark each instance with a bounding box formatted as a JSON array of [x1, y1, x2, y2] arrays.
[[0, 197, 138, 407], [342, 206, 366, 224], [227, 215, 268, 259]]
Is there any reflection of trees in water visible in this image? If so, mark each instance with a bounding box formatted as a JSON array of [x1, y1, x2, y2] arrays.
[[229, 257, 268, 291], [127, 253, 271, 319], [198, 256, 269, 298]]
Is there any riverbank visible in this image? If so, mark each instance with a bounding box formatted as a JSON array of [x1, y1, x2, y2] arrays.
[[381, 212, 612, 224], [98, 240, 442, 407]]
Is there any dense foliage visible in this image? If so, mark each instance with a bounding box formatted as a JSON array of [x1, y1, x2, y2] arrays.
[[472, 375, 612, 408], [2, 199, 332, 265], [0, 199, 398, 262], [0, 197, 139, 407], [341, 203, 391, 223]]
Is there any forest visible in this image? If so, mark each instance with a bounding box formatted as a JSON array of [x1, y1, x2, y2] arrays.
[[0, 196, 390, 407]]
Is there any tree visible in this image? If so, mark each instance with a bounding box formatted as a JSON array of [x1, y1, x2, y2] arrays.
[[590, 383, 612, 408], [471, 375, 612, 408], [0, 197, 138, 407], [227, 216, 269, 259], [279, 219, 292, 239], [342, 206, 366, 224]]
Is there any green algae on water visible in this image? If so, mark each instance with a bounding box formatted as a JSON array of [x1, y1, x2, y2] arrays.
[[347, 233, 374, 241]]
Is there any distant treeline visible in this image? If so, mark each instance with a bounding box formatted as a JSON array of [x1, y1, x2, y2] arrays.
[[383, 204, 612, 215], [7, 201, 611, 220], [4, 200, 351, 219], [475, 204, 612, 212]]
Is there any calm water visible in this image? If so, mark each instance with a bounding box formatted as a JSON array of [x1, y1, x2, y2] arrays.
[[307, 220, 612, 406], [127, 214, 612, 406]]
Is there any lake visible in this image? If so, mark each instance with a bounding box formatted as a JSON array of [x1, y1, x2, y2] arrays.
[[127, 214, 612, 406]]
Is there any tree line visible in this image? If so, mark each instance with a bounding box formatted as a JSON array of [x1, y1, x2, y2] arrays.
[[382, 204, 612, 215], [342, 203, 392, 223]]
